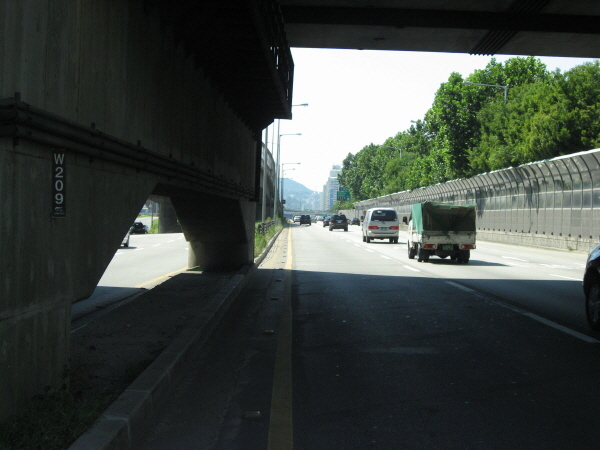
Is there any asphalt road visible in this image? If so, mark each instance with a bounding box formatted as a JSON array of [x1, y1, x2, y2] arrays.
[[99, 232, 188, 288], [73, 232, 188, 321], [136, 223, 600, 450]]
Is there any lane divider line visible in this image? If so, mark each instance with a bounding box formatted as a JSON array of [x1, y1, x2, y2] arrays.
[[549, 274, 581, 281], [522, 312, 600, 344], [268, 227, 294, 450], [444, 280, 599, 344], [502, 256, 528, 261]]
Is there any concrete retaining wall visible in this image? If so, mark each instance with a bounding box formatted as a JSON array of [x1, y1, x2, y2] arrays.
[[0, 0, 259, 420]]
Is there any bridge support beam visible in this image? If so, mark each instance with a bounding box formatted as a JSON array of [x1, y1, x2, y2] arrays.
[[171, 194, 254, 271], [0, 138, 155, 420]]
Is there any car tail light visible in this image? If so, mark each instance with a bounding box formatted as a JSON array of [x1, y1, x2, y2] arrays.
[[390, 226, 399, 230], [368, 226, 379, 230], [423, 244, 437, 249], [460, 244, 474, 249]]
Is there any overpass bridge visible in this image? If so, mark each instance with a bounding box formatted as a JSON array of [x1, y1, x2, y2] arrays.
[[2, 0, 600, 420]]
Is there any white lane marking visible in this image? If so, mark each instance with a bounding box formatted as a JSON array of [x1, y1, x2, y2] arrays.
[[502, 256, 528, 261], [380, 255, 391, 260], [71, 323, 88, 333], [541, 264, 573, 269], [354, 244, 361, 247], [115, 252, 124, 256], [443, 281, 598, 344], [445, 281, 475, 292], [403, 265, 420, 272], [549, 274, 581, 281], [522, 313, 600, 344], [133, 248, 145, 251], [167, 240, 176, 243], [152, 244, 162, 247], [365, 249, 374, 253]]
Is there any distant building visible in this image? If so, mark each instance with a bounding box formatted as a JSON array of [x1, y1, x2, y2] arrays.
[[321, 165, 341, 211]]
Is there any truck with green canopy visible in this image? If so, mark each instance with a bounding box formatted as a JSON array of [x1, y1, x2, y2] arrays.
[[402, 202, 477, 264]]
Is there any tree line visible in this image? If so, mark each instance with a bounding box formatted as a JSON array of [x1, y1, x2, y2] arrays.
[[336, 57, 600, 208]]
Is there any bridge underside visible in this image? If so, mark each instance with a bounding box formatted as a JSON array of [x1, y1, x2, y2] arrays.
[[280, 0, 600, 58]]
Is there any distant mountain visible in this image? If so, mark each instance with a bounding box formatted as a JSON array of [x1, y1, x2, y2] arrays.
[[282, 178, 320, 211]]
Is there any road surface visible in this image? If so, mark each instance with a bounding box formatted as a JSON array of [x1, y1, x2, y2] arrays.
[[136, 224, 600, 449]]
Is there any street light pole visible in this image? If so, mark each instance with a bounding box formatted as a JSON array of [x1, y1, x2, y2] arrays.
[[463, 81, 508, 103], [281, 162, 301, 214], [273, 103, 307, 220], [275, 133, 301, 219]]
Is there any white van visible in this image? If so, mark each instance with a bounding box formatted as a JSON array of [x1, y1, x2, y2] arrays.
[[362, 208, 399, 243]]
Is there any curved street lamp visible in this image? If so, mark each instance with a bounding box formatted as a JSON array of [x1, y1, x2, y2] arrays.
[[281, 162, 301, 209], [274, 133, 302, 218]]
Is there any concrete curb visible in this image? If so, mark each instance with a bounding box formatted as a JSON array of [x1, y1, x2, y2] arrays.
[[68, 225, 285, 449]]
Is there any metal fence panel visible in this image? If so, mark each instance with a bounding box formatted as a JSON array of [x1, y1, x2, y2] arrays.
[[354, 148, 600, 243]]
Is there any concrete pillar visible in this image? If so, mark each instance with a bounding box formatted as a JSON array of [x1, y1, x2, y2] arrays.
[[157, 197, 181, 233], [171, 194, 255, 270], [0, 139, 155, 420]]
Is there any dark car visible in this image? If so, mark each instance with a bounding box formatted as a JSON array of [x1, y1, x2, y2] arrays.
[[299, 214, 311, 225], [351, 218, 360, 226], [322, 217, 330, 227], [130, 221, 148, 234], [329, 214, 348, 232], [584, 243, 600, 329]]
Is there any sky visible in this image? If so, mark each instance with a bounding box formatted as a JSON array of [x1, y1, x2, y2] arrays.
[[268, 48, 597, 192]]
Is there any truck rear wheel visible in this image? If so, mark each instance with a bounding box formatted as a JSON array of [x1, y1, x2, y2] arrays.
[[408, 243, 416, 259], [417, 245, 427, 262]]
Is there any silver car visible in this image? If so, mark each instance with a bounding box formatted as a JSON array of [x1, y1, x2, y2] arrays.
[[362, 208, 399, 243]]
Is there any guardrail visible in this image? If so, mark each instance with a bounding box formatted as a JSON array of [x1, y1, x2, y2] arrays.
[[256, 220, 278, 236]]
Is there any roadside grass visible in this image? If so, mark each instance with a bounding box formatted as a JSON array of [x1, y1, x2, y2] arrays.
[[149, 218, 159, 233], [0, 388, 114, 450], [0, 219, 282, 449], [254, 219, 283, 257], [0, 356, 157, 450]]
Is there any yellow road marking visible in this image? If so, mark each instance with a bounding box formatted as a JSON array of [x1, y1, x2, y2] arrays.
[[268, 226, 294, 450], [135, 267, 188, 289]]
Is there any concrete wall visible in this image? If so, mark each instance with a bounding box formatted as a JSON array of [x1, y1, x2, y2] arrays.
[[0, 1, 260, 419]]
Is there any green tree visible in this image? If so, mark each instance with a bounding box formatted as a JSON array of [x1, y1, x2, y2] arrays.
[[470, 82, 571, 172], [559, 61, 600, 150], [380, 125, 429, 193]]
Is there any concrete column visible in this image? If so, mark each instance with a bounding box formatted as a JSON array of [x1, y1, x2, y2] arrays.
[[157, 197, 181, 233], [0, 139, 155, 419], [171, 194, 255, 270]]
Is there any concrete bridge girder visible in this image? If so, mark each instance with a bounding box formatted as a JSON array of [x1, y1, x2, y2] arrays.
[[0, 0, 287, 420]]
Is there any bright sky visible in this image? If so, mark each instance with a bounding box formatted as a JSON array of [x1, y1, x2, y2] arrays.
[[270, 48, 597, 192]]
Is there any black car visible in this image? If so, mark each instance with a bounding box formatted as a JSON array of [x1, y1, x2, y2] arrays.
[[299, 214, 311, 225], [584, 243, 600, 329], [329, 214, 348, 232], [351, 218, 360, 226], [322, 217, 330, 227], [130, 221, 148, 234]]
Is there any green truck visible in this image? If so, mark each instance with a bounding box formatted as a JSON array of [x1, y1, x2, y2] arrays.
[[402, 202, 477, 264]]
